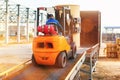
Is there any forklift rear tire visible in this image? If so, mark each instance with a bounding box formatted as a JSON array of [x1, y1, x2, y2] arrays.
[[57, 52, 67, 68], [32, 54, 38, 66]]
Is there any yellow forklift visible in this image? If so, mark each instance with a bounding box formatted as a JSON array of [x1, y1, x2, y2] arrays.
[[32, 5, 80, 68]]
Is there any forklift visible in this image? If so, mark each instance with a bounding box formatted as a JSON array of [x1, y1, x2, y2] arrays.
[[32, 6, 78, 68]]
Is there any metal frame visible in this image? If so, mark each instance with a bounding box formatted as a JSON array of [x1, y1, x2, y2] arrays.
[[80, 43, 99, 80], [65, 51, 86, 80], [0, 0, 36, 43], [65, 43, 99, 80]]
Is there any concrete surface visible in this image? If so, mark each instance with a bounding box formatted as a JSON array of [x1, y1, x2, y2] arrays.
[[0, 43, 32, 73]]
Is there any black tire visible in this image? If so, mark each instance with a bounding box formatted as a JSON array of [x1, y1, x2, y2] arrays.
[[71, 43, 77, 59], [57, 52, 67, 68], [32, 54, 38, 66]]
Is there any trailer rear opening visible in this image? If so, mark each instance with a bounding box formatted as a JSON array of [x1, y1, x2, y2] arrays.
[[80, 11, 101, 47]]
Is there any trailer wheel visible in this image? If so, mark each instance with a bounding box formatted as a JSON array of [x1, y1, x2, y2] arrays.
[[32, 54, 38, 66], [57, 52, 67, 68]]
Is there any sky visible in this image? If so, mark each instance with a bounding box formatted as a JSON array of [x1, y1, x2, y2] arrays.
[[10, 0, 120, 30]]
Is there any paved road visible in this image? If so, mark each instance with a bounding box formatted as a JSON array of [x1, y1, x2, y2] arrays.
[[0, 44, 32, 63], [0, 44, 32, 72]]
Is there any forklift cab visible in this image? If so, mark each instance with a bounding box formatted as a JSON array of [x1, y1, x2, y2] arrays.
[[37, 7, 71, 36]]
